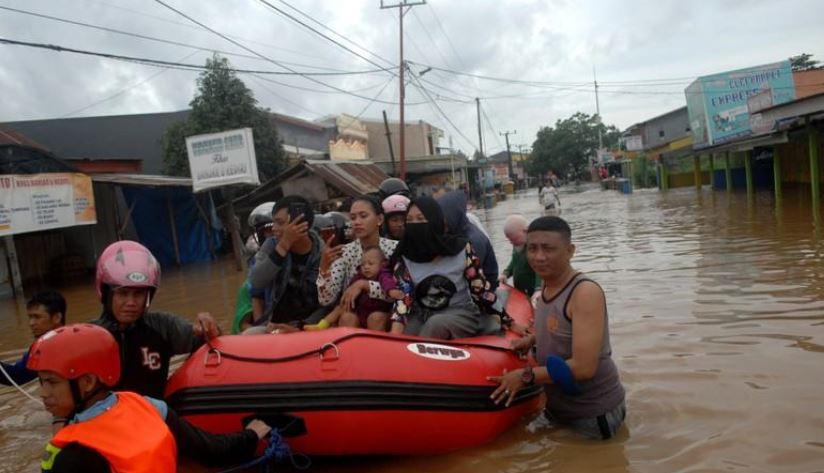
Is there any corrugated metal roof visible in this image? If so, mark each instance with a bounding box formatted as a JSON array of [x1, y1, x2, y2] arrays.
[[304, 159, 387, 196], [91, 173, 193, 187], [0, 126, 50, 151], [232, 159, 388, 211], [1, 126, 78, 174]]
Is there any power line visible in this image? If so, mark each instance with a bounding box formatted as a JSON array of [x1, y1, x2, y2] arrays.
[[85, 0, 342, 64], [425, 2, 468, 70], [255, 0, 395, 74], [480, 102, 504, 150], [59, 49, 203, 118], [0, 5, 359, 72], [151, 0, 409, 104], [247, 74, 324, 117], [0, 37, 386, 76], [270, 0, 395, 68], [410, 8, 452, 68], [337, 76, 396, 133], [407, 69, 477, 151]]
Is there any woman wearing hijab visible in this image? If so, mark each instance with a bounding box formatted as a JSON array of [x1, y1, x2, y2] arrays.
[[389, 196, 510, 339], [437, 190, 499, 288]]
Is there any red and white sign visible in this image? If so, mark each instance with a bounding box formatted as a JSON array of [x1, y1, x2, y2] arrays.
[[0, 173, 96, 237]]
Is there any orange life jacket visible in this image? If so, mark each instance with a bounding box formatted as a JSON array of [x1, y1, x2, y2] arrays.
[[44, 391, 177, 473]]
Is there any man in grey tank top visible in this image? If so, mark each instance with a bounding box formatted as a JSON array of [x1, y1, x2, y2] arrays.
[[487, 216, 626, 440]]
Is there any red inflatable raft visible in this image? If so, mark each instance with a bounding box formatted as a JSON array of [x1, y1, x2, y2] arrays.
[[165, 285, 541, 455]]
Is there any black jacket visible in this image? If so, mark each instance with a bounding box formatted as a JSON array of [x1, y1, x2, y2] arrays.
[[92, 311, 204, 399]]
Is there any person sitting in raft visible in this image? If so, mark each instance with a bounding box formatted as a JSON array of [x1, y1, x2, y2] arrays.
[[233, 201, 276, 334], [248, 196, 325, 334], [1, 290, 66, 387], [382, 194, 411, 241], [29, 324, 272, 473], [317, 195, 399, 326], [499, 215, 542, 298], [91, 241, 220, 400], [389, 196, 513, 339], [437, 190, 499, 289], [488, 216, 626, 440], [306, 246, 404, 331]]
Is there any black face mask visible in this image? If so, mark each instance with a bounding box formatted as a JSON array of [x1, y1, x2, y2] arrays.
[[397, 196, 467, 263], [402, 223, 440, 262]]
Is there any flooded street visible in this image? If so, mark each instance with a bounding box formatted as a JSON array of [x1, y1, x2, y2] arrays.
[[2, 186, 824, 472]]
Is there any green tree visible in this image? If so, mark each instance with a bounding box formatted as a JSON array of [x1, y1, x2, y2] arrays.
[[161, 55, 285, 181], [790, 53, 821, 72], [527, 112, 618, 179]]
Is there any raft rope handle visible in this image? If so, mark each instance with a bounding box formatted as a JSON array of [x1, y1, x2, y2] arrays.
[[201, 330, 518, 365], [0, 359, 41, 404], [204, 347, 222, 367], [213, 428, 311, 473], [318, 342, 339, 361]]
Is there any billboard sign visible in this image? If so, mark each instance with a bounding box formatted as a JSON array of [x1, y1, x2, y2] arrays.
[[186, 128, 260, 192], [0, 173, 96, 237], [685, 61, 795, 147]]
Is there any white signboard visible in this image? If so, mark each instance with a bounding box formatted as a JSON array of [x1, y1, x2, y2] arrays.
[[0, 173, 97, 237], [186, 128, 260, 192], [625, 135, 643, 151]]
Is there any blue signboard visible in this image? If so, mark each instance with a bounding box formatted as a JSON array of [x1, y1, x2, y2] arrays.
[[686, 61, 795, 147]]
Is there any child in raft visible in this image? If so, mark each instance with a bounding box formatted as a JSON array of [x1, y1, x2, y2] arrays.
[[305, 246, 403, 331]]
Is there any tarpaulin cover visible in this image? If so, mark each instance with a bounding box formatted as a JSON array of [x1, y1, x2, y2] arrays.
[[121, 186, 221, 267]]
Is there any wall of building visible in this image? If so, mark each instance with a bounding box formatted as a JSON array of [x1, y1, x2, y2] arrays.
[[271, 118, 332, 154], [643, 108, 690, 151], [363, 120, 440, 159], [793, 69, 824, 100]]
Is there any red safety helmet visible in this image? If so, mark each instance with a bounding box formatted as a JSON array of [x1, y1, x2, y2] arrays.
[[95, 240, 160, 302], [27, 324, 121, 386]]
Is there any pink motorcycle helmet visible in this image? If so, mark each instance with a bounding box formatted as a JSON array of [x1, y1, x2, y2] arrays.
[[382, 194, 411, 216], [95, 240, 160, 303]]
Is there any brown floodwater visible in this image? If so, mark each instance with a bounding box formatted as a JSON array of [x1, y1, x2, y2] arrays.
[[2, 185, 824, 472]]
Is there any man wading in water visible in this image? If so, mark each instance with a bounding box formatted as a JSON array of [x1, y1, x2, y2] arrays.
[[488, 216, 626, 440]]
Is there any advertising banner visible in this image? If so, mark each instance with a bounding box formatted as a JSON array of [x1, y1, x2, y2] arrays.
[[0, 173, 97, 237], [186, 128, 260, 192], [686, 61, 795, 147]]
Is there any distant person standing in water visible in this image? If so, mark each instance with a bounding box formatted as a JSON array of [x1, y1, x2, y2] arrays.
[[488, 216, 626, 440]]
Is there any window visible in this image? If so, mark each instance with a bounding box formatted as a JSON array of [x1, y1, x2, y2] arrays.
[[658, 129, 665, 138]]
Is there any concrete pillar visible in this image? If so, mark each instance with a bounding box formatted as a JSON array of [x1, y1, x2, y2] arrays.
[[809, 119, 821, 215], [693, 155, 701, 189], [660, 158, 669, 191], [724, 151, 732, 192], [709, 154, 716, 189], [773, 147, 782, 206], [3, 236, 24, 298], [744, 151, 754, 198]]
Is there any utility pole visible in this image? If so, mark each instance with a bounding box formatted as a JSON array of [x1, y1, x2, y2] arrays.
[[449, 135, 456, 185], [500, 130, 516, 181], [475, 97, 486, 195], [475, 97, 484, 158], [593, 64, 603, 152], [381, 0, 426, 181], [382, 110, 396, 176]]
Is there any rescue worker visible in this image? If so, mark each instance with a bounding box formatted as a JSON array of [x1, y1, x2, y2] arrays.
[[91, 241, 220, 398], [29, 323, 270, 472]]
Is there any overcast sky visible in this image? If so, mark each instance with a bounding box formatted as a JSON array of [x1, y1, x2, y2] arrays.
[[1, 0, 823, 155]]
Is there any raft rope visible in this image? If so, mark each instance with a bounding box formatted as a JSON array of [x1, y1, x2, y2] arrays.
[[0, 359, 41, 404], [202, 329, 518, 365], [215, 428, 311, 473]]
